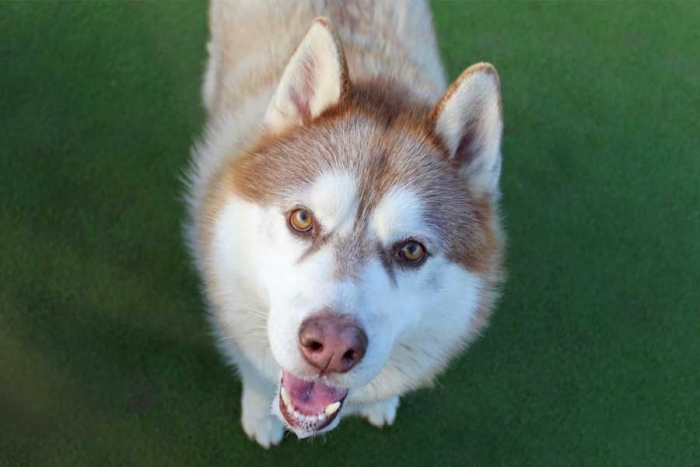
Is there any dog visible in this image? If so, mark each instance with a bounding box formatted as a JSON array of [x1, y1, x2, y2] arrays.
[[185, 0, 505, 448]]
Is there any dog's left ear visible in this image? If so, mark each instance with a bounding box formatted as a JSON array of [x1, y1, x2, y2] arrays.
[[265, 17, 349, 135], [430, 63, 503, 198]]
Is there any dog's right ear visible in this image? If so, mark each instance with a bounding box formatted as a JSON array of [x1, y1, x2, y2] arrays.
[[264, 17, 349, 135]]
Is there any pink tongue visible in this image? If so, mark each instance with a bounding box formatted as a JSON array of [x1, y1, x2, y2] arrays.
[[282, 370, 349, 415]]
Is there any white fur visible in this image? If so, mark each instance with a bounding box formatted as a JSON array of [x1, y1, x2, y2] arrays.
[[355, 395, 400, 427], [241, 378, 284, 448], [372, 185, 434, 248], [207, 178, 483, 440], [306, 171, 358, 237]]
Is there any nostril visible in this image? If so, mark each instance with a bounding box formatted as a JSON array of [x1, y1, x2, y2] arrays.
[[342, 349, 356, 361], [308, 340, 323, 352]]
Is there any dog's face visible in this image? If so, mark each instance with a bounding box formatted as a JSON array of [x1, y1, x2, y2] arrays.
[[204, 19, 503, 438]]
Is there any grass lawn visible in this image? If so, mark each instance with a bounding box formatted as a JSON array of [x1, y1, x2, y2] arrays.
[[2, 1, 699, 465]]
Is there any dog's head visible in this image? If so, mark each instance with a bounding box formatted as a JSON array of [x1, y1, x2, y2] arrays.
[[204, 18, 504, 438]]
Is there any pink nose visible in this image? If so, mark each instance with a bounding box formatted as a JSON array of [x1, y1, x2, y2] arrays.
[[298, 314, 368, 374]]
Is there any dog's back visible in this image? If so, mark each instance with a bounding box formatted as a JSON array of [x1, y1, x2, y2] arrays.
[[203, 0, 446, 120]]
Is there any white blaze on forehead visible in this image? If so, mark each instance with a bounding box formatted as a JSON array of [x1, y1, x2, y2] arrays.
[[371, 186, 427, 246], [306, 171, 358, 236]]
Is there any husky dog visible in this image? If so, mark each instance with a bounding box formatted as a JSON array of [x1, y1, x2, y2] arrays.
[[186, 0, 505, 448]]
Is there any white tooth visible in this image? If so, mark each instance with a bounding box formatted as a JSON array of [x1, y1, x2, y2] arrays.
[[280, 387, 291, 406], [308, 415, 318, 423], [325, 401, 341, 417], [293, 410, 302, 419], [318, 413, 327, 422], [286, 403, 294, 414]]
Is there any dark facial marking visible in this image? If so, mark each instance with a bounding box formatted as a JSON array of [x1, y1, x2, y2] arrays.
[[296, 228, 333, 264], [376, 242, 397, 287]]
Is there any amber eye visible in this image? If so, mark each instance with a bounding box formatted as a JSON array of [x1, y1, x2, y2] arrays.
[[289, 208, 314, 233], [398, 241, 427, 264]]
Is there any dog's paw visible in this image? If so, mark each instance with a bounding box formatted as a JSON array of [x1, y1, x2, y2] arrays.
[[242, 412, 284, 449], [241, 387, 284, 448], [359, 396, 400, 428]]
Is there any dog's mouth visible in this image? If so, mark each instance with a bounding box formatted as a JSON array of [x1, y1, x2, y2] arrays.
[[278, 370, 349, 436]]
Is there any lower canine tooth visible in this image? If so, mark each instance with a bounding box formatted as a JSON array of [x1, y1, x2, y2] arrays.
[[280, 387, 291, 406], [325, 401, 341, 417]]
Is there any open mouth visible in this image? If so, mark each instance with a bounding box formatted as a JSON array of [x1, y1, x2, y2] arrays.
[[278, 370, 349, 435]]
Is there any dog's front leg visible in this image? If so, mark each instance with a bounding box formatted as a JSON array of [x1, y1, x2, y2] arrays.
[[238, 365, 284, 448], [355, 396, 400, 428]]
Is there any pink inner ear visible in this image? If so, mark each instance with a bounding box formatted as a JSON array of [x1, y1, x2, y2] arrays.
[[289, 88, 311, 123], [453, 121, 483, 169], [288, 56, 317, 123]]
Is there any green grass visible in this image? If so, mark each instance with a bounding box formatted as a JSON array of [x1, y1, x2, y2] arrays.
[[2, 1, 699, 465]]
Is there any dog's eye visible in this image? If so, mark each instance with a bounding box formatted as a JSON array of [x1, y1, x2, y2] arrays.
[[289, 208, 314, 233], [397, 241, 427, 264]]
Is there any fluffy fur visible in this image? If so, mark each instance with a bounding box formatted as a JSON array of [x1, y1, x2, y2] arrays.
[[186, 0, 505, 448]]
